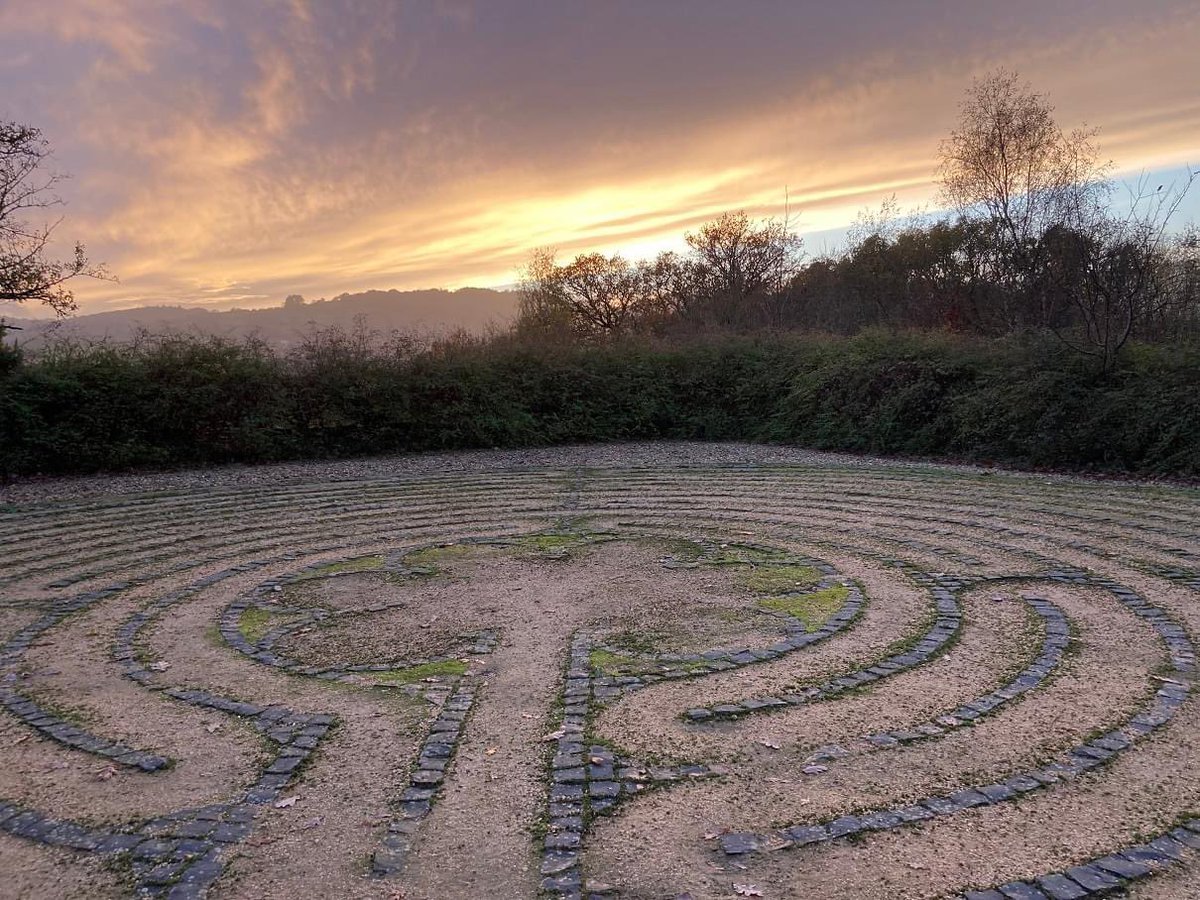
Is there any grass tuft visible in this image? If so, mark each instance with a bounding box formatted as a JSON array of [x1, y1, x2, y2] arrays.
[[739, 565, 821, 594], [758, 584, 849, 630], [373, 660, 468, 685]]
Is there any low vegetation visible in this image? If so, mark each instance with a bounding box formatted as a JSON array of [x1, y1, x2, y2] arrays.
[[2, 329, 1198, 477], [758, 585, 851, 631], [2, 73, 1197, 479]]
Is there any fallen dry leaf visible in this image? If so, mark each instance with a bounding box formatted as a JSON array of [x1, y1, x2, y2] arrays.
[[95, 765, 117, 782], [146, 661, 170, 672], [274, 796, 299, 809], [733, 885, 764, 897], [757, 739, 781, 750]]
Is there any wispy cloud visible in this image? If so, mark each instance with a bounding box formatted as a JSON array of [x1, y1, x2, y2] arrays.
[[1, 0, 1197, 313]]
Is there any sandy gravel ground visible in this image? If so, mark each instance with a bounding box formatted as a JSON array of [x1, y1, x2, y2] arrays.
[[2, 443, 1198, 899]]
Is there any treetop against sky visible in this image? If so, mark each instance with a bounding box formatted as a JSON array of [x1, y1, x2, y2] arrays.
[[2, 0, 1198, 314]]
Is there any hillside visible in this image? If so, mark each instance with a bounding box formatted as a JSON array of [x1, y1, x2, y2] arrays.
[[1, 287, 518, 349]]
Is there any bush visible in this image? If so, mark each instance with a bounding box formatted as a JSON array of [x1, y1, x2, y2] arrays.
[[1, 330, 1197, 477]]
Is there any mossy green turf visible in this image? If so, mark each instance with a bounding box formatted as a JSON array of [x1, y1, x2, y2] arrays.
[[373, 660, 468, 684], [285, 555, 388, 582], [738, 565, 821, 594], [237, 606, 274, 643], [758, 584, 850, 630]]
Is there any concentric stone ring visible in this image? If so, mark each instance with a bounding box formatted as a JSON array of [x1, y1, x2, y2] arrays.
[[1, 448, 1198, 899]]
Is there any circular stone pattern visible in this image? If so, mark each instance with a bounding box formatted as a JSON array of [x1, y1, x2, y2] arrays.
[[1, 449, 1199, 900]]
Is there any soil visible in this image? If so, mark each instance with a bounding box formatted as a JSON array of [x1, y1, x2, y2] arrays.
[[2, 444, 1198, 899]]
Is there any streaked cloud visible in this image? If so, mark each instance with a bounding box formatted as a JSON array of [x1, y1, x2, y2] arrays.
[[1, 0, 1197, 314]]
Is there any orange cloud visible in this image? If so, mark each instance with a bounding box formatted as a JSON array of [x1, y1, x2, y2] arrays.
[[3, 1, 1196, 314]]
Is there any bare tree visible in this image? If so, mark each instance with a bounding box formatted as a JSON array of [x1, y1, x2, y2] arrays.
[[938, 71, 1107, 331], [684, 211, 803, 327], [1, 121, 109, 315], [1047, 170, 1198, 370]]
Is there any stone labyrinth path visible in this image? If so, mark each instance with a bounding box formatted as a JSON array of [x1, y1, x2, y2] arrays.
[[2, 449, 1200, 900]]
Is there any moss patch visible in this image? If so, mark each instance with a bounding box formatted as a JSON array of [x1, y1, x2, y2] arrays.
[[373, 659, 468, 685], [739, 565, 821, 594], [238, 606, 274, 643], [606, 629, 663, 654], [758, 584, 849, 630], [300, 556, 385, 578], [590, 649, 641, 676], [405, 544, 477, 567]]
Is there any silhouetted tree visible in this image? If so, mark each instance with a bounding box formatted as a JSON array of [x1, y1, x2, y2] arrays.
[[1, 121, 108, 314], [684, 211, 803, 328], [938, 70, 1106, 332]]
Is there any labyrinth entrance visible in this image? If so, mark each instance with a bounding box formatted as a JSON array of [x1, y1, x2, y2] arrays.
[[1, 460, 1199, 899]]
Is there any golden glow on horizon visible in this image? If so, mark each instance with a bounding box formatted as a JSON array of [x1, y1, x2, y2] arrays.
[[3, 2, 1197, 315]]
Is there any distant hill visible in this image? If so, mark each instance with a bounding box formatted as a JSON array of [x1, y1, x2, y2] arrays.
[[1, 287, 518, 350]]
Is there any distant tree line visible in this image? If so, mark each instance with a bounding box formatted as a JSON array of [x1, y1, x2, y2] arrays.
[[517, 72, 1198, 371]]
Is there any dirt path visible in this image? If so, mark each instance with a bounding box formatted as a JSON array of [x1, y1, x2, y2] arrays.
[[2, 445, 1198, 899]]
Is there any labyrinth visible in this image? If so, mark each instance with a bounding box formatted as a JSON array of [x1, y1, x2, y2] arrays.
[[2, 451, 1200, 900]]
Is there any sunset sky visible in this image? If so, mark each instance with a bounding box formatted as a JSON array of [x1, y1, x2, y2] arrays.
[[3, 0, 1199, 316]]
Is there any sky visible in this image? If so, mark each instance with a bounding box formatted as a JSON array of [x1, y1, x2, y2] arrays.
[[2, 0, 1199, 316]]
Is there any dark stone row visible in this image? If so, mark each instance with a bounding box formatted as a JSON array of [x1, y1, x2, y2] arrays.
[[0, 583, 169, 770], [715, 575, 1195, 861], [540, 633, 595, 898], [220, 592, 495, 689], [539, 634, 729, 900], [373, 684, 478, 876], [960, 818, 1200, 899], [686, 572, 958, 722], [1136, 561, 1200, 592], [0, 552, 342, 898], [805, 594, 1068, 766]]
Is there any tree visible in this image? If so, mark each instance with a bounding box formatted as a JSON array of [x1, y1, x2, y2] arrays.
[[1, 121, 108, 315], [1043, 171, 1198, 369], [938, 71, 1106, 332], [516, 248, 649, 340], [684, 211, 803, 328]]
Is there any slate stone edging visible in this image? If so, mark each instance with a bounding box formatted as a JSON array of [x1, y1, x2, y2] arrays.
[[806, 592, 1069, 766], [0, 583, 171, 771], [959, 818, 1200, 899], [372, 684, 478, 876], [686, 572, 959, 723], [714, 576, 1196, 865]]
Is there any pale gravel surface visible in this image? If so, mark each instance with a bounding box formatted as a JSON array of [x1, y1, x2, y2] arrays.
[[3, 444, 1199, 899], [586, 583, 1167, 898], [0, 831, 125, 899], [0, 441, 1106, 507]]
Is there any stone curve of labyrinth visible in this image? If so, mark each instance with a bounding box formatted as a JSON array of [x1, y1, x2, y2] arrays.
[[0, 463, 1199, 900]]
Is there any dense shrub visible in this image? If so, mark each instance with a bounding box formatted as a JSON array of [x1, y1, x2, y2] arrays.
[[1, 331, 1197, 478]]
